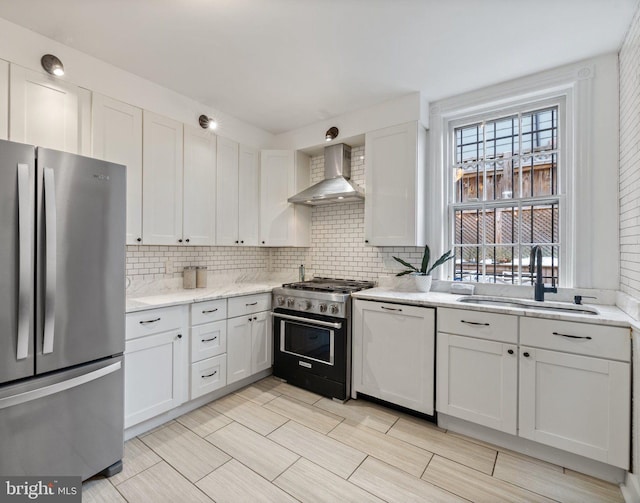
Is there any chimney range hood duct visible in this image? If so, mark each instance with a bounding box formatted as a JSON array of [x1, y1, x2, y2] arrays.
[[288, 143, 364, 205]]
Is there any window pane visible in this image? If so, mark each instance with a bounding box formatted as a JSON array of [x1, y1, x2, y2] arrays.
[[454, 209, 481, 245], [453, 246, 481, 282], [485, 159, 517, 201], [454, 163, 483, 203], [485, 246, 516, 284], [484, 207, 517, 245], [521, 203, 559, 244]]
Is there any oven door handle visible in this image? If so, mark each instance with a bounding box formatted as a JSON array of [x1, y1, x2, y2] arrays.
[[272, 312, 342, 330]]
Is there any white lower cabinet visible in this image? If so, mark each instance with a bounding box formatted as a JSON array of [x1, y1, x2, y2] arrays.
[[227, 311, 272, 384], [436, 308, 631, 470], [436, 332, 517, 434], [124, 307, 187, 429], [352, 299, 435, 415]]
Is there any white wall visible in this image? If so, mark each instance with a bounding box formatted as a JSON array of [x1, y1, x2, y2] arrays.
[[0, 17, 274, 148]]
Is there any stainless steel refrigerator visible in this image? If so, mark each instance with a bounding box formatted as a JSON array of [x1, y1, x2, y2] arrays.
[[0, 140, 126, 480]]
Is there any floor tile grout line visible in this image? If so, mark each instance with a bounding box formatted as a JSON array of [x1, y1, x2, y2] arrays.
[[193, 456, 234, 485], [419, 452, 434, 479]]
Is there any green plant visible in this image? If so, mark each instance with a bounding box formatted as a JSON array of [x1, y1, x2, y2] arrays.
[[393, 245, 455, 276]]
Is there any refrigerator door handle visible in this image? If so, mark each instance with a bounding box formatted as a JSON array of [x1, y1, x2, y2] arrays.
[[17, 163, 32, 360], [43, 166, 57, 355], [0, 361, 121, 410]]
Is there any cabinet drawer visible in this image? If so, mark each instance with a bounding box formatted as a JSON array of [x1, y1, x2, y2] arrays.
[[228, 293, 271, 318], [126, 306, 185, 340], [438, 307, 518, 343], [191, 321, 227, 362], [191, 299, 227, 325], [190, 355, 227, 399], [520, 318, 630, 361]]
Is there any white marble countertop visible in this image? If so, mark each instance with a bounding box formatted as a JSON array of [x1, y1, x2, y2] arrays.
[[352, 288, 634, 328], [126, 281, 282, 313]]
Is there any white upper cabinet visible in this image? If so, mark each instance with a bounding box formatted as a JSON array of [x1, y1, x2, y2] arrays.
[[216, 136, 240, 245], [259, 150, 310, 247], [238, 145, 260, 246], [142, 111, 184, 245], [10, 64, 90, 155], [0, 59, 8, 140], [92, 94, 143, 245], [216, 138, 259, 246], [364, 121, 427, 246], [183, 125, 216, 246]]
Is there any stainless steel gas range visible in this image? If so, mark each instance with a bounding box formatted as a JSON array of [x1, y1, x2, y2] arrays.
[[272, 277, 374, 400]]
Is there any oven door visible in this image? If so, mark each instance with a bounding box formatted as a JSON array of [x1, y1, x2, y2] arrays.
[[272, 309, 346, 383]]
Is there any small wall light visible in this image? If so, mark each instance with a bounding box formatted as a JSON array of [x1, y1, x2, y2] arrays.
[[199, 115, 218, 130], [325, 126, 339, 142], [41, 54, 64, 76]]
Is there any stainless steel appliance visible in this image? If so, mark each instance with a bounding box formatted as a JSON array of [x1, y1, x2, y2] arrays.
[[272, 277, 374, 400], [0, 140, 126, 480]]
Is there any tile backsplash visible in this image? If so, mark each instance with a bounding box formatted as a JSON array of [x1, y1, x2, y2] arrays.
[[619, 9, 640, 299], [126, 145, 425, 282]]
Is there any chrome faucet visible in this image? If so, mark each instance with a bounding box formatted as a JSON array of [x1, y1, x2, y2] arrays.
[[529, 246, 557, 302]]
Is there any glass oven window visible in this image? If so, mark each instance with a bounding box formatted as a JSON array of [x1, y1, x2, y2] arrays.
[[282, 321, 333, 365]]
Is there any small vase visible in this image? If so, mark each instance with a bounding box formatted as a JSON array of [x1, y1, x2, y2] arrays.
[[414, 275, 432, 292]]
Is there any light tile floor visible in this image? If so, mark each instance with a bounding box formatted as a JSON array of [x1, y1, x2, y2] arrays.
[[83, 376, 625, 503]]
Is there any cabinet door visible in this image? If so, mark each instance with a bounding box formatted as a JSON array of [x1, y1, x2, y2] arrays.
[[183, 125, 216, 245], [142, 111, 183, 245], [124, 329, 185, 428], [0, 59, 8, 140], [352, 300, 435, 414], [92, 94, 143, 245], [252, 311, 272, 373], [364, 122, 426, 246], [238, 145, 260, 245], [10, 64, 91, 155], [519, 347, 630, 469], [227, 315, 252, 384], [216, 136, 239, 245], [259, 150, 295, 246], [436, 333, 517, 434]]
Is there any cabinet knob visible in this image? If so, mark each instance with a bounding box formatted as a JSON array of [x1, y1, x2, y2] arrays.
[[177, 334, 183, 339], [136, 237, 142, 242], [507, 349, 514, 355], [185, 238, 190, 243], [523, 351, 530, 358], [235, 240, 239, 244], [262, 241, 265, 244], [178, 239, 183, 243], [365, 239, 369, 243], [248, 317, 252, 322], [240, 240, 244, 244]]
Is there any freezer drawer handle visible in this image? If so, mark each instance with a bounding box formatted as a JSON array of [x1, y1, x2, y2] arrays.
[[139, 318, 161, 325], [17, 163, 32, 361], [553, 331, 592, 340], [202, 370, 217, 378], [42, 167, 57, 355], [0, 361, 121, 410]]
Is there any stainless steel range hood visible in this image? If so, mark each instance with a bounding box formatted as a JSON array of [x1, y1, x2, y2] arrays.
[[288, 143, 364, 206]]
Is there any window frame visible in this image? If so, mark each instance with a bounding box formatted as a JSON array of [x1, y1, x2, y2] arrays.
[[446, 97, 568, 285]]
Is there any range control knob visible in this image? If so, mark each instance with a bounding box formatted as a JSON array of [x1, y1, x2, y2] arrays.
[[329, 304, 340, 315], [275, 296, 285, 307], [287, 298, 295, 308], [299, 300, 313, 311], [319, 303, 327, 313]]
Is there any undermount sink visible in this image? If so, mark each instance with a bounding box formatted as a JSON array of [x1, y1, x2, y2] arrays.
[[456, 296, 599, 316]]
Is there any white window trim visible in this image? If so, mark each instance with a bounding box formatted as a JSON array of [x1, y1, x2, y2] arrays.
[[428, 62, 595, 288]]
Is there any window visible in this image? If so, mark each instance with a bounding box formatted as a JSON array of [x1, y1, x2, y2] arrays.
[[450, 106, 560, 285]]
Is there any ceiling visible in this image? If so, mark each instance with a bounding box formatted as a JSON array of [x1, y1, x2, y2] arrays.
[[0, 0, 637, 134]]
